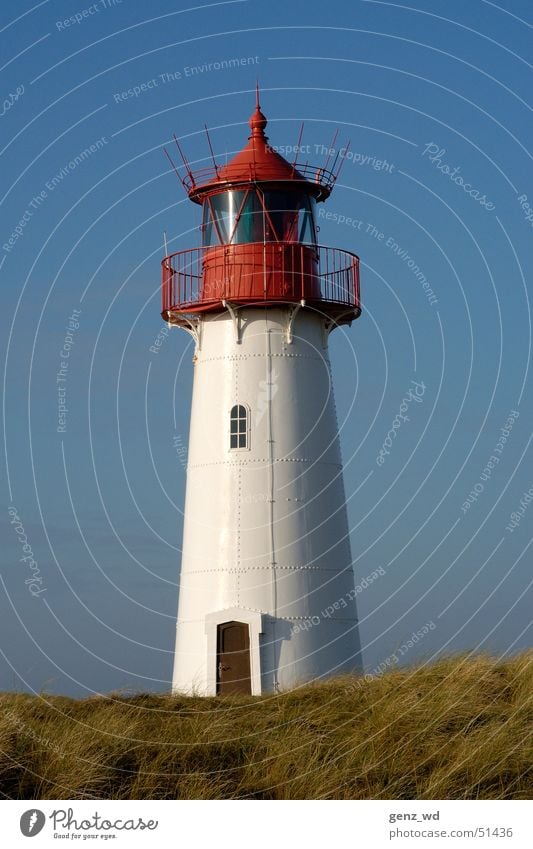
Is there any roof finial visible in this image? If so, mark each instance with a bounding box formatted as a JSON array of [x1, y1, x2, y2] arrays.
[[249, 83, 267, 139]]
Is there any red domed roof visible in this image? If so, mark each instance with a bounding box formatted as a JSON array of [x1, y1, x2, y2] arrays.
[[183, 93, 337, 203], [213, 103, 305, 185]]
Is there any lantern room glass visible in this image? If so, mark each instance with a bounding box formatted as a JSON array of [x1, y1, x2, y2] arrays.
[[202, 190, 317, 247]]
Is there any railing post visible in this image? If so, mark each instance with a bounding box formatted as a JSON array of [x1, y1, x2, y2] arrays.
[[300, 243, 303, 299], [280, 242, 284, 301]]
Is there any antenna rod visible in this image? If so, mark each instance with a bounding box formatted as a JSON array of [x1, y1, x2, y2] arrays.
[[329, 146, 341, 178], [323, 128, 339, 175], [163, 146, 187, 191], [291, 122, 305, 172], [173, 134, 195, 188], [333, 139, 351, 183], [204, 125, 219, 175]]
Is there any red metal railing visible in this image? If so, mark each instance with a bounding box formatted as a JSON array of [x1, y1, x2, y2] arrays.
[[162, 242, 360, 322], [182, 162, 338, 196]]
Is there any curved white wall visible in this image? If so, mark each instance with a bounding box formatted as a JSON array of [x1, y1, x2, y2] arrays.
[[172, 306, 362, 694]]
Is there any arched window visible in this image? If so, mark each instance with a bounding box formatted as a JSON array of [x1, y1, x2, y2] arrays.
[[230, 404, 249, 450]]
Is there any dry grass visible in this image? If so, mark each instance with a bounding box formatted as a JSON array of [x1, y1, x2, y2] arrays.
[[0, 653, 531, 799]]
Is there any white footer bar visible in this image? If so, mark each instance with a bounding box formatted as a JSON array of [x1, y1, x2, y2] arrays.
[[3, 799, 532, 848]]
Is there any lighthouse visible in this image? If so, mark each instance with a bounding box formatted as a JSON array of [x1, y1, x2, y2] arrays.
[[162, 93, 363, 695]]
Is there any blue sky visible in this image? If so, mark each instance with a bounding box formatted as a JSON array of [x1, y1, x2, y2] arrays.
[[1, 0, 532, 696]]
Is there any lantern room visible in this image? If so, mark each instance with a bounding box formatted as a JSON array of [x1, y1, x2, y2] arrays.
[[200, 187, 317, 248], [162, 94, 361, 326]]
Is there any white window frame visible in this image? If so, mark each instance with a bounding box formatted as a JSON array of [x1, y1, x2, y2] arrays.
[[229, 403, 251, 451]]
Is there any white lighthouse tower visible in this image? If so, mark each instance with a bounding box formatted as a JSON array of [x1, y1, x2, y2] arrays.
[[163, 95, 363, 695]]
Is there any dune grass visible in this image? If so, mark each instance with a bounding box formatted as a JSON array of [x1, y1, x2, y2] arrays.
[[0, 653, 531, 799]]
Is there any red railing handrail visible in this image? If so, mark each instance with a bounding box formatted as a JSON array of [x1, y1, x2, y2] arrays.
[[182, 162, 338, 195], [161, 242, 361, 322], [162, 241, 359, 264]]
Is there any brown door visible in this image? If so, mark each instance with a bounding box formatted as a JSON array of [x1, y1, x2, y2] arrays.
[[216, 621, 251, 695]]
